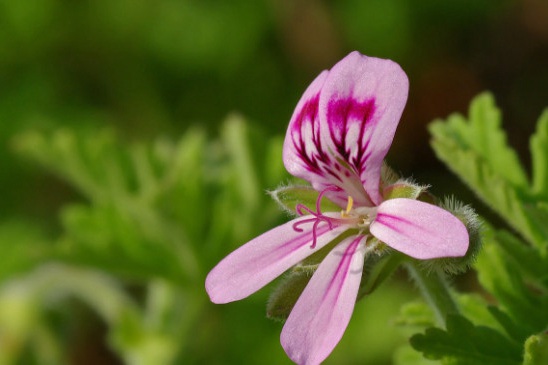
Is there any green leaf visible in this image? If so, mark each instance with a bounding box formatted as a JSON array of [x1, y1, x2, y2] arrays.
[[221, 114, 261, 212], [109, 280, 203, 365], [475, 229, 548, 334], [0, 220, 50, 281], [394, 346, 439, 365], [492, 229, 548, 284], [0, 263, 140, 364], [522, 203, 548, 256], [456, 294, 504, 332], [429, 93, 544, 247], [410, 315, 522, 365], [59, 202, 199, 284], [13, 129, 112, 200], [487, 306, 530, 343], [155, 129, 208, 244], [530, 109, 548, 197], [394, 301, 436, 331], [205, 115, 286, 254], [263, 136, 287, 188], [431, 93, 528, 187], [523, 332, 548, 365]]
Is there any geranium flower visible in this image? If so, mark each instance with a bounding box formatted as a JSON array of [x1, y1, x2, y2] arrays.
[[206, 51, 469, 365]]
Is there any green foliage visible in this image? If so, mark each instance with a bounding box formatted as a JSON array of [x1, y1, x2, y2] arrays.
[[475, 230, 548, 336], [530, 110, 548, 197], [523, 332, 548, 365], [429, 93, 546, 247], [404, 93, 548, 364], [0, 264, 138, 364], [0, 221, 50, 282], [0, 116, 289, 364], [411, 315, 522, 365]]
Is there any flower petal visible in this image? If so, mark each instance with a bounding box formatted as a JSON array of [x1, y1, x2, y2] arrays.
[[283, 52, 409, 207], [318, 52, 409, 206], [205, 217, 347, 304], [280, 235, 366, 365], [283, 70, 345, 204], [370, 198, 469, 259]]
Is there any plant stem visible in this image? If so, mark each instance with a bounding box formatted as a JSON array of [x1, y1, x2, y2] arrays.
[[405, 261, 459, 328]]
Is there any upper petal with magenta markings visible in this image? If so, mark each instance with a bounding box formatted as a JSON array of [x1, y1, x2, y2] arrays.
[[283, 52, 409, 207]]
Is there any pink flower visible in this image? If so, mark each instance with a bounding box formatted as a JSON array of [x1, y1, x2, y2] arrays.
[[205, 52, 469, 365]]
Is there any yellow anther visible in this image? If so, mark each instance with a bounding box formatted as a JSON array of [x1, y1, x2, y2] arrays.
[[345, 196, 354, 214], [341, 196, 354, 218]]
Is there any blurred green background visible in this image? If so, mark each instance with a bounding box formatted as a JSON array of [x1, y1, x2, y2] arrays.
[[0, 0, 547, 364]]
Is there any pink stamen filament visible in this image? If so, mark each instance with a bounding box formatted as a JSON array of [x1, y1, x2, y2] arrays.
[[292, 186, 345, 249]]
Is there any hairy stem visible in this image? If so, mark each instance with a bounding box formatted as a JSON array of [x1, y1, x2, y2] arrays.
[[405, 261, 459, 327]]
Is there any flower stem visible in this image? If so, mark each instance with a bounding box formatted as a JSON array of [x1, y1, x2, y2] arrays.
[[404, 261, 459, 328]]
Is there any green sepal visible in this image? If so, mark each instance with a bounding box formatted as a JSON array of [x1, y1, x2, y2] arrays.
[[357, 250, 404, 300], [268, 185, 341, 216], [523, 332, 548, 365], [299, 229, 357, 267], [380, 163, 401, 187], [382, 181, 427, 201], [266, 270, 312, 321]]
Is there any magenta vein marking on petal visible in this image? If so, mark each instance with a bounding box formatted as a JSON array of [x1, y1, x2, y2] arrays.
[[322, 235, 364, 303], [248, 224, 333, 272], [374, 213, 434, 236], [291, 95, 325, 175], [276, 224, 331, 253], [327, 98, 376, 166]]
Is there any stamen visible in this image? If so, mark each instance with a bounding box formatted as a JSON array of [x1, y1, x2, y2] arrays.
[[340, 195, 354, 218], [316, 185, 339, 214], [295, 204, 315, 216], [292, 186, 341, 249], [346, 196, 354, 214]]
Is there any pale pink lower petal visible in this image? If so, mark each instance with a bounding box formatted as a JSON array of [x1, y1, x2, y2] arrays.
[[280, 235, 366, 365], [370, 198, 469, 259], [205, 217, 347, 304]]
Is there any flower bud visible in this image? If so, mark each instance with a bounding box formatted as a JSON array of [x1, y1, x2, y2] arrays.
[[382, 179, 429, 201]]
